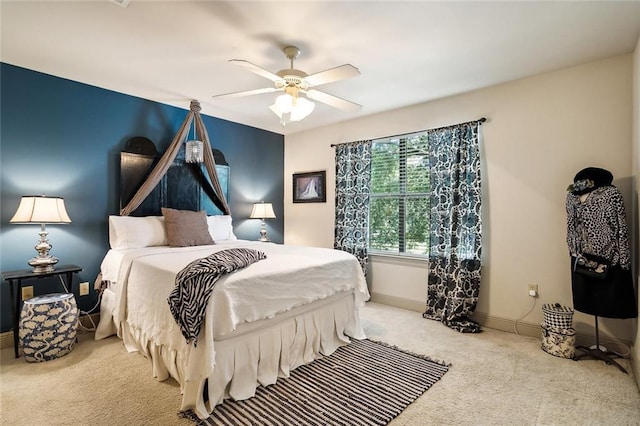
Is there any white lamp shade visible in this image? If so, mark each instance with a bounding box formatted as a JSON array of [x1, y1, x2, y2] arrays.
[[274, 93, 294, 114], [290, 97, 315, 122], [270, 94, 315, 124], [269, 103, 284, 119], [10, 196, 71, 224], [250, 202, 276, 219]]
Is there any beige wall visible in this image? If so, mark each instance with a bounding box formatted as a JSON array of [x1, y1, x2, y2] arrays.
[[632, 37, 640, 386], [284, 54, 635, 344]]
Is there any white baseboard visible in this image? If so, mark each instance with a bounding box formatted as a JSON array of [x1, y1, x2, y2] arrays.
[[1, 313, 100, 351], [369, 292, 426, 313], [472, 311, 540, 339], [369, 292, 634, 354]]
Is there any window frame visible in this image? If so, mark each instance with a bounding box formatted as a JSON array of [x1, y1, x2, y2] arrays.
[[368, 131, 430, 258]]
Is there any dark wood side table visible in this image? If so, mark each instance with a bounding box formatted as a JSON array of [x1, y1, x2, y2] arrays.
[[1, 264, 82, 358]]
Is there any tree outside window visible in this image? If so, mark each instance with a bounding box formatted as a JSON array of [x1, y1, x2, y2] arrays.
[[369, 132, 429, 256]]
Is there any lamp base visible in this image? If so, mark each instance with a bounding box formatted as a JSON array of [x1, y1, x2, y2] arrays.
[[29, 225, 58, 273], [258, 230, 271, 242], [258, 221, 270, 242], [28, 255, 58, 274]]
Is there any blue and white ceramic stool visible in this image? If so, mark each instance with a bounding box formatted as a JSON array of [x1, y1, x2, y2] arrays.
[[19, 293, 79, 362]]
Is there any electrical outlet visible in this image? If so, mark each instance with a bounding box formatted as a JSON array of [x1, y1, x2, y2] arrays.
[[528, 284, 538, 298], [22, 286, 34, 300], [79, 282, 90, 296]]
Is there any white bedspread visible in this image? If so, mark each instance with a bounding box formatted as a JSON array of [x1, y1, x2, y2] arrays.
[[98, 240, 369, 382]]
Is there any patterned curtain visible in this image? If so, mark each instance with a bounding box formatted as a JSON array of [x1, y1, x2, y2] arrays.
[[334, 140, 372, 275], [423, 121, 482, 333]]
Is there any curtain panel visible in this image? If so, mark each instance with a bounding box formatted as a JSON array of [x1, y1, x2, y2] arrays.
[[334, 140, 372, 275], [423, 121, 482, 333]]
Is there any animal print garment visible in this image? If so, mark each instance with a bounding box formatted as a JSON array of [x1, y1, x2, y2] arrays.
[[167, 248, 266, 345], [566, 185, 631, 269]]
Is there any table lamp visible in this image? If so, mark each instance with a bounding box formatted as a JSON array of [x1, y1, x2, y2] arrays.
[[10, 195, 72, 273], [249, 202, 276, 242]]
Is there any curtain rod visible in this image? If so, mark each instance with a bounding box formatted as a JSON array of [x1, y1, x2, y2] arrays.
[[330, 117, 487, 148]]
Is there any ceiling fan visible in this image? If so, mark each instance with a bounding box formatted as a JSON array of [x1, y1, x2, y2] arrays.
[[213, 45, 361, 124]]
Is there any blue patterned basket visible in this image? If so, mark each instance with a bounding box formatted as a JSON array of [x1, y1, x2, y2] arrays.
[[19, 293, 78, 362]]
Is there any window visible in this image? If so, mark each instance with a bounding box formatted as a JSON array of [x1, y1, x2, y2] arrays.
[[369, 131, 429, 256]]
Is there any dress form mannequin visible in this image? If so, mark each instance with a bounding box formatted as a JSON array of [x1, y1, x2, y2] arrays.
[[566, 167, 637, 372]]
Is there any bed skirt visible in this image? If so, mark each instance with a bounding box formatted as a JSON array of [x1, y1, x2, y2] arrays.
[[96, 289, 365, 419]]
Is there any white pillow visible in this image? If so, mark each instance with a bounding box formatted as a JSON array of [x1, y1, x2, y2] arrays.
[[108, 215, 168, 249], [207, 215, 238, 241]]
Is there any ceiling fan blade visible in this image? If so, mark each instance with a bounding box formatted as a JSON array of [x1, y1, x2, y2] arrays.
[[303, 64, 360, 87], [305, 89, 362, 112], [213, 87, 280, 99], [229, 59, 284, 83]]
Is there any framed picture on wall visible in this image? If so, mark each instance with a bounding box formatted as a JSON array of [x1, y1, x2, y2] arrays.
[[293, 171, 326, 203]]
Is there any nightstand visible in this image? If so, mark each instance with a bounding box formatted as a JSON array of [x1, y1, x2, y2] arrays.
[[1, 264, 82, 358]]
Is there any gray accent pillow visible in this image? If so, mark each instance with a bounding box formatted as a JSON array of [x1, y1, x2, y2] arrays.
[[161, 208, 215, 247]]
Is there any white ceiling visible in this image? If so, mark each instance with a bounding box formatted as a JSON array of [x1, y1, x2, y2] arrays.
[[1, 1, 639, 136]]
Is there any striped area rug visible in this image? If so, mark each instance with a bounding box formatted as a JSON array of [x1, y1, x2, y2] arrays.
[[182, 339, 449, 426]]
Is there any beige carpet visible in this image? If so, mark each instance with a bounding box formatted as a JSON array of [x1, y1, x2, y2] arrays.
[[2, 302, 639, 425]]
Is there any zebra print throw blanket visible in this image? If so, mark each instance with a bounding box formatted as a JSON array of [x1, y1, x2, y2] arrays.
[[167, 248, 267, 345]]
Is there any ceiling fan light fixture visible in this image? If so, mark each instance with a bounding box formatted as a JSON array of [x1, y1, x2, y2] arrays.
[[215, 45, 362, 127], [268, 103, 290, 126], [275, 93, 294, 113], [290, 97, 315, 122], [269, 94, 315, 126], [269, 103, 283, 119]]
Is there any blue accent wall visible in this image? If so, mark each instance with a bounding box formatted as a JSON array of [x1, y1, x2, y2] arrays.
[[0, 63, 284, 332]]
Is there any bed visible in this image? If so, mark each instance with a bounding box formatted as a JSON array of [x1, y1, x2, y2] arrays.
[[95, 137, 369, 419]]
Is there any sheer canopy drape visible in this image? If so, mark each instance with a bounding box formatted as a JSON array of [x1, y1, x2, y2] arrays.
[[423, 121, 483, 333], [120, 100, 230, 216], [334, 140, 372, 275]]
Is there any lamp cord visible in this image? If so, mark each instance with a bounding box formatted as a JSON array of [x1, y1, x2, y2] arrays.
[[514, 296, 537, 336], [58, 275, 101, 333]]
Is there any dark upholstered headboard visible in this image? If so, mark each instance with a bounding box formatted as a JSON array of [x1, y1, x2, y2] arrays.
[[120, 137, 229, 216]]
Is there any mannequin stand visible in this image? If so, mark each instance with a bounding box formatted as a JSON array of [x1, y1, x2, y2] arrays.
[[573, 315, 627, 374]]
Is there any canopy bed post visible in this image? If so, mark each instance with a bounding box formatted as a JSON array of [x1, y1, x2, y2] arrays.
[[96, 107, 370, 419], [120, 100, 230, 216]]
